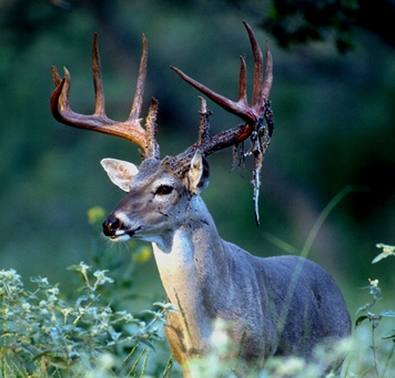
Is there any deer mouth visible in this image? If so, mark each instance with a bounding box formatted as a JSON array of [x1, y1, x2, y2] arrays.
[[126, 226, 143, 237], [110, 226, 142, 240]]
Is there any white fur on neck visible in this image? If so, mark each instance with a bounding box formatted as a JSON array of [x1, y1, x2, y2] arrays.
[[153, 228, 194, 266], [151, 195, 215, 351]]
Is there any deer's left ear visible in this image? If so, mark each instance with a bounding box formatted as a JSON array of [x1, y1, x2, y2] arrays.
[[185, 151, 209, 193]]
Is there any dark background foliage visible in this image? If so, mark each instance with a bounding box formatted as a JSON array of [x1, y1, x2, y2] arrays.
[[0, 0, 394, 308]]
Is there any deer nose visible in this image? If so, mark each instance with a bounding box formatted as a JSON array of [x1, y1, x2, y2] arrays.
[[102, 215, 121, 237]]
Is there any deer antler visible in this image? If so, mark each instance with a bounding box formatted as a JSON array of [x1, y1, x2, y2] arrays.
[[50, 33, 159, 159], [171, 21, 274, 224], [171, 21, 273, 159]]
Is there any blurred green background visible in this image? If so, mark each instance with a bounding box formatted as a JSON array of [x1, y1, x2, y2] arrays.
[[1, 0, 394, 313]]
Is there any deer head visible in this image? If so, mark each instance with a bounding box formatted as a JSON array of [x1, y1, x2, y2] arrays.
[[50, 22, 273, 242]]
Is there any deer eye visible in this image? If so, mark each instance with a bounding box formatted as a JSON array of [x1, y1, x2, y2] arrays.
[[154, 185, 174, 196]]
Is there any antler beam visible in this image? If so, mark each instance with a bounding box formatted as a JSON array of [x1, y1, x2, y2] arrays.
[[171, 21, 273, 159], [50, 34, 159, 159]]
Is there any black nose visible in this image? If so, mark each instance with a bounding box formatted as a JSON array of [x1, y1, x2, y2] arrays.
[[102, 215, 121, 237]]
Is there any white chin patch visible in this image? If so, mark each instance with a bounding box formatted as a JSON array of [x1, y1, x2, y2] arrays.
[[110, 234, 131, 242]]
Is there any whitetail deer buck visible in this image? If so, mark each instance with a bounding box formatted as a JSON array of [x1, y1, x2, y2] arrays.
[[51, 22, 351, 376]]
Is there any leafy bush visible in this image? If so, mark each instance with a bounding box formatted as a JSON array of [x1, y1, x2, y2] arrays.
[[1, 205, 394, 377], [0, 262, 172, 377]]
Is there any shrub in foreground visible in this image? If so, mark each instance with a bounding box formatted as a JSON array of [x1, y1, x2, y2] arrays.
[[0, 262, 172, 377]]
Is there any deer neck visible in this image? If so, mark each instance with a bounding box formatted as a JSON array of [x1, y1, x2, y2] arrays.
[[151, 195, 225, 350]]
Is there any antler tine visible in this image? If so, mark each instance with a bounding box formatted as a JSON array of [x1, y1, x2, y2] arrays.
[[171, 66, 256, 124], [172, 22, 273, 160], [239, 56, 248, 104], [50, 66, 72, 119], [92, 33, 105, 115], [129, 34, 148, 121], [50, 33, 160, 159], [261, 41, 273, 101], [198, 96, 211, 145], [242, 21, 263, 107], [51, 66, 62, 86], [144, 97, 160, 159]]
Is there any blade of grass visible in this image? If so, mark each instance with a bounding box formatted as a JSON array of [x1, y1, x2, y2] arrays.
[[162, 356, 174, 378], [263, 232, 298, 254], [128, 347, 147, 376], [139, 349, 149, 377], [276, 186, 357, 341]]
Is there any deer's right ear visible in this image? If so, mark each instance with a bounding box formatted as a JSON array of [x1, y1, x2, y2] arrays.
[[100, 158, 139, 192]]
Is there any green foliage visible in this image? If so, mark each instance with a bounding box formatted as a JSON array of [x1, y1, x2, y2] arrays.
[[229, 0, 395, 52], [263, 0, 359, 52], [87, 206, 107, 225], [0, 263, 172, 377], [353, 252, 395, 378], [372, 243, 395, 264], [0, 210, 394, 378], [1, 253, 394, 377], [187, 317, 393, 377]]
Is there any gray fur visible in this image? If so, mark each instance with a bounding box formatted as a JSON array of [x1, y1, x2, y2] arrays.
[[102, 157, 351, 376]]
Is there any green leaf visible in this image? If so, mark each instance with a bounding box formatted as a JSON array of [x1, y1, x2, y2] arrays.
[[140, 310, 158, 316], [373, 243, 395, 263], [87, 206, 106, 224], [138, 338, 156, 351], [153, 302, 176, 311], [382, 333, 395, 341], [355, 315, 368, 327], [372, 252, 388, 264], [355, 303, 371, 315], [379, 310, 395, 318]]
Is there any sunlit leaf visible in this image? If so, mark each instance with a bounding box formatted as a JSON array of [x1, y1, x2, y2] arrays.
[[372, 243, 395, 264], [87, 206, 107, 225], [132, 246, 152, 264], [379, 310, 395, 318], [372, 252, 388, 264]]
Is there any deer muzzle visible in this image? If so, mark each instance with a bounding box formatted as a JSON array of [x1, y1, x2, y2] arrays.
[[102, 214, 121, 238], [102, 214, 142, 240]]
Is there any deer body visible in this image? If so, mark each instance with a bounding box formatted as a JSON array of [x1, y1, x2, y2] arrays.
[[50, 22, 351, 376], [157, 218, 351, 372], [103, 159, 351, 374]]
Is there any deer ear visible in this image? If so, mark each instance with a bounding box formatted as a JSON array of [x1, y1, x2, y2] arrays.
[[185, 151, 209, 194], [100, 158, 139, 192]]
